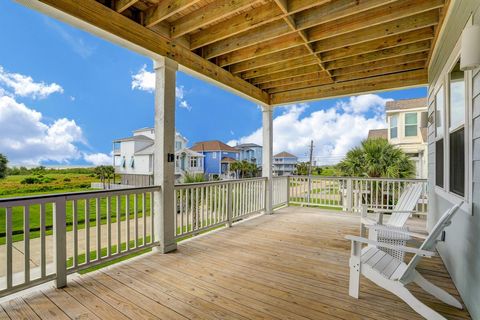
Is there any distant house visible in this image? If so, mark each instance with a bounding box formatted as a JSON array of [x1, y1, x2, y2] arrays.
[[190, 140, 239, 178], [236, 143, 263, 167], [113, 128, 204, 185], [273, 151, 298, 176], [368, 98, 428, 179]]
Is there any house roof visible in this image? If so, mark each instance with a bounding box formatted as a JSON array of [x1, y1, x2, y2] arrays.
[[385, 98, 428, 111], [221, 157, 237, 163], [274, 151, 297, 158], [236, 143, 262, 149], [367, 129, 388, 139], [191, 140, 239, 152], [114, 135, 153, 143]]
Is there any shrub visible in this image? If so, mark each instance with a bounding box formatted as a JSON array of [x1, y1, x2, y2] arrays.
[[21, 177, 42, 184], [63, 178, 71, 182]]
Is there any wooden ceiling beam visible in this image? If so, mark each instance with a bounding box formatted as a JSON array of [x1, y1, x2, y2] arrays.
[[258, 72, 330, 90], [230, 44, 311, 74], [115, 0, 138, 13], [331, 52, 429, 77], [308, 0, 444, 42], [217, 33, 305, 67], [334, 61, 427, 82], [312, 10, 439, 53], [325, 40, 432, 70], [144, 0, 201, 28], [267, 78, 334, 94], [34, 0, 269, 104], [250, 64, 324, 85], [190, 2, 283, 49], [202, 0, 403, 59], [171, 0, 263, 40], [241, 55, 318, 80], [288, 0, 331, 13], [320, 27, 435, 63], [270, 69, 428, 105]]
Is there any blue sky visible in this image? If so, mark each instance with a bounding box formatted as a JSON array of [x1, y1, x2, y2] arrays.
[[0, 1, 427, 166]]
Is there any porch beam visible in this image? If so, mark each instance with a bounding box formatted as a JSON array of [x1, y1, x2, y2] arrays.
[[241, 56, 319, 80], [267, 78, 335, 94], [258, 72, 329, 90], [173, 0, 265, 40], [144, 0, 201, 28], [153, 57, 178, 253], [115, 0, 138, 13], [333, 60, 426, 82], [270, 69, 428, 105], [262, 106, 273, 215], [250, 64, 324, 85]]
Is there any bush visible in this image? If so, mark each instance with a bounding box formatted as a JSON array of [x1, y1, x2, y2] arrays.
[[63, 178, 71, 182], [21, 177, 42, 184]]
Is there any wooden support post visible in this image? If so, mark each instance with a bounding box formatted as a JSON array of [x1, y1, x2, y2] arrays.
[[153, 56, 178, 253], [262, 105, 273, 214], [54, 197, 67, 288]]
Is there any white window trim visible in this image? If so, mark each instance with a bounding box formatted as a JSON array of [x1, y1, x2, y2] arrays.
[[404, 112, 418, 137], [390, 114, 399, 139]]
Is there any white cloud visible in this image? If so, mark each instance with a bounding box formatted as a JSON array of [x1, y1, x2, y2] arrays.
[[132, 65, 191, 110], [338, 94, 392, 117], [0, 94, 85, 165], [228, 95, 388, 165], [84, 152, 112, 166], [0, 66, 64, 99], [44, 19, 94, 58]]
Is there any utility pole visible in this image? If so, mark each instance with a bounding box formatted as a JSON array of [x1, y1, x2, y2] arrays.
[[307, 140, 314, 205]]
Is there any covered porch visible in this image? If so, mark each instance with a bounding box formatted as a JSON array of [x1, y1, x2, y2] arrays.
[[0, 206, 470, 319]]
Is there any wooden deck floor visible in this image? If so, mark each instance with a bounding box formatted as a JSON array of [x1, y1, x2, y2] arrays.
[[0, 207, 471, 319]]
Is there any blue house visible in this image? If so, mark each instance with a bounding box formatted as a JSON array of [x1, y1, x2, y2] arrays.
[[191, 140, 239, 177], [235, 143, 263, 168]]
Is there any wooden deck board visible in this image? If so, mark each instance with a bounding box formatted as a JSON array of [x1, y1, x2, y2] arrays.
[[0, 207, 471, 319]]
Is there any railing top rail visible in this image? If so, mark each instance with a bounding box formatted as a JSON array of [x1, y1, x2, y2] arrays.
[[289, 175, 427, 182], [0, 185, 160, 206], [174, 177, 267, 188]]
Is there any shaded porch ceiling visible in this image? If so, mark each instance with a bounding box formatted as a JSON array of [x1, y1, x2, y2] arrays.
[[19, 0, 449, 105]]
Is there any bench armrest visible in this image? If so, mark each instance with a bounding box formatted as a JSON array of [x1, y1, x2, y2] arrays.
[[345, 235, 436, 257], [370, 208, 416, 214]]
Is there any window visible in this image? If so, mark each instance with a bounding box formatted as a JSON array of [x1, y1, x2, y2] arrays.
[[190, 157, 198, 168], [175, 141, 182, 151], [448, 60, 465, 197], [129, 156, 135, 168], [405, 113, 418, 137], [121, 156, 126, 168], [390, 115, 398, 139], [212, 152, 217, 159], [435, 87, 445, 188]]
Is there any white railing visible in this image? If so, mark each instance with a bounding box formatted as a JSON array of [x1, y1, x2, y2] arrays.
[[174, 178, 266, 239], [0, 186, 159, 298], [91, 182, 132, 190], [289, 176, 428, 214], [272, 176, 289, 207]]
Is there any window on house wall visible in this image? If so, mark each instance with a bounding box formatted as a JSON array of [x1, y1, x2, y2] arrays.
[[448, 60, 465, 197], [130, 156, 135, 168], [190, 157, 198, 168], [390, 115, 398, 139], [121, 156, 126, 168], [435, 86, 445, 188], [175, 141, 182, 151], [212, 152, 217, 159], [405, 113, 418, 137]]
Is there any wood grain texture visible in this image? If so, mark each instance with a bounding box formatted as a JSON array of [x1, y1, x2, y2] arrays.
[[0, 207, 471, 320]]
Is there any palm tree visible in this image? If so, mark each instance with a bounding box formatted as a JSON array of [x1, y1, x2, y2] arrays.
[[0, 154, 8, 179], [338, 138, 415, 178]]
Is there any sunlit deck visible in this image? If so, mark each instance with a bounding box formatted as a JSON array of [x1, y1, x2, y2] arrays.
[[0, 207, 470, 320]]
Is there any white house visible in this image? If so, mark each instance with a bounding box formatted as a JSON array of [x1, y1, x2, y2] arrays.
[[113, 128, 204, 185], [273, 151, 297, 176], [368, 98, 429, 179]]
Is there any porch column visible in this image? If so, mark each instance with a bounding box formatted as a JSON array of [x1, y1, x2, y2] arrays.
[[262, 105, 273, 214], [153, 56, 178, 253]]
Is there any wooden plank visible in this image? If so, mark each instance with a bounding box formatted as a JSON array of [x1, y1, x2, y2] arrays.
[[189, 2, 283, 49], [172, 0, 264, 39], [217, 33, 305, 67], [267, 78, 335, 94], [241, 56, 318, 80], [334, 61, 426, 82], [313, 12, 439, 53], [270, 69, 428, 105], [230, 46, 311, 74], [0, 305, 9, 320], [325, 40, 432, 70], [331, 52, 429, 77], [23, 292, 70, 320], [250, 64, 324, 85], [2, 298, 40, 320], [320, 27, 435, 63], [144, 0, 202, 28], [308, 0, 444, 42], [31, 0, 269, 104], [259, 72, 330, 89], [115, 0, 138, 13], [42, 288, 101, 320]]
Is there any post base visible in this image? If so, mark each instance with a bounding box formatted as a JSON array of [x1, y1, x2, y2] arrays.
[[154, 242, 177, 254]]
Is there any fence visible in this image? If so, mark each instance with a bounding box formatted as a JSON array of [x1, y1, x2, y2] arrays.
[[288, 176, 428, 214], [272, 176, 289, 207], [0, 186, 159, 298], [174, 178, 266, 239]]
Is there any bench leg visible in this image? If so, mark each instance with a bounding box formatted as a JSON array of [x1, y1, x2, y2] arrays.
[[349, 241, 361, 298], [413, 272, 463, 309]]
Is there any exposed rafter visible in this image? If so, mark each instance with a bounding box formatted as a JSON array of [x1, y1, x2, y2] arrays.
[[144, 0, 201, 28]]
